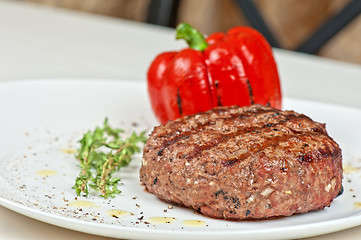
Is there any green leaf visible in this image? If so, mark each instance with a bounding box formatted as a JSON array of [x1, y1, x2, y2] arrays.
[[73, 118, 147, 198]]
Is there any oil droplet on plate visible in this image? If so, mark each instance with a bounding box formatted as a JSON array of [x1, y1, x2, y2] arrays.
[[37, 170, 58, 176], [147, 217, 176, 224], [354, 202, 361, 208], [343, 164, 359, 174], [107, 209, 131, 218], [68, 200, 96, 208], [182, 220, 207, 227], [61, 148, 77, 154]]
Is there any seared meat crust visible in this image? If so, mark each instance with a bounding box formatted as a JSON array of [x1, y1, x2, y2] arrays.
[[140, 105, 342, 220]]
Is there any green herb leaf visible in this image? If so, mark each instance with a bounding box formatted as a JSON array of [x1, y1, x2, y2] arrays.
[[73, 119, 147, 198]]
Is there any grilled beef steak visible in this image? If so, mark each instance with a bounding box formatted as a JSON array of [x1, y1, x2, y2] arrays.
[[140, 105, 342, 220]]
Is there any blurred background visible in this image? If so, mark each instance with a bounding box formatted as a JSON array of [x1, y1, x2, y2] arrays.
[[18, 0, 361, 65]]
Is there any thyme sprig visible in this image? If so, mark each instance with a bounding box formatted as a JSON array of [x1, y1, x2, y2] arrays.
[[73, 119, 147, 198]]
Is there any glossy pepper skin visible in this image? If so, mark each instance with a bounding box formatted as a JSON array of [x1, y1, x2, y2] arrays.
[[147, 23, 282, 124]]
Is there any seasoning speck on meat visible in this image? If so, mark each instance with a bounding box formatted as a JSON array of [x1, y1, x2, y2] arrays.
[[140, 105, 343, 220]]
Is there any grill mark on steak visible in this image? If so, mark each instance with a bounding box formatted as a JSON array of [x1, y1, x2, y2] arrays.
[[156, 108, 285, 143], [182, 114, 325, 164], [222, 132, 333, 167], [157, 109, 326, 165], [300, 146, 341, 163], [170, 106, 275, 128], [207, 105, 273, 116], [157, 131, 192, 156]]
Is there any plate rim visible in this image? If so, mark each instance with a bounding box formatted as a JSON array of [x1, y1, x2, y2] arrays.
[[2, 194, 361, 240], [1, 78, 361, 240]]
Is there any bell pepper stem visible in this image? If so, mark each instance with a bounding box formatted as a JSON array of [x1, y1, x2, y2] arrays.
[[176, 23, 208, 51]]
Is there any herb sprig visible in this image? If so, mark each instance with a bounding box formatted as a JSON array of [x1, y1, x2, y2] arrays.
[[73, 119, 147, 198]]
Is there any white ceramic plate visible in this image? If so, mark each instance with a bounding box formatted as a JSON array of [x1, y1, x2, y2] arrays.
[[1, 79, 361, 240]]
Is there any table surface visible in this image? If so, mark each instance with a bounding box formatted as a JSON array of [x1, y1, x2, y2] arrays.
[[1, 1, 361, 239]]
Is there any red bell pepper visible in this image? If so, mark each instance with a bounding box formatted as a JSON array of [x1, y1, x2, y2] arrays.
[[147, 23, 282, 124]]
